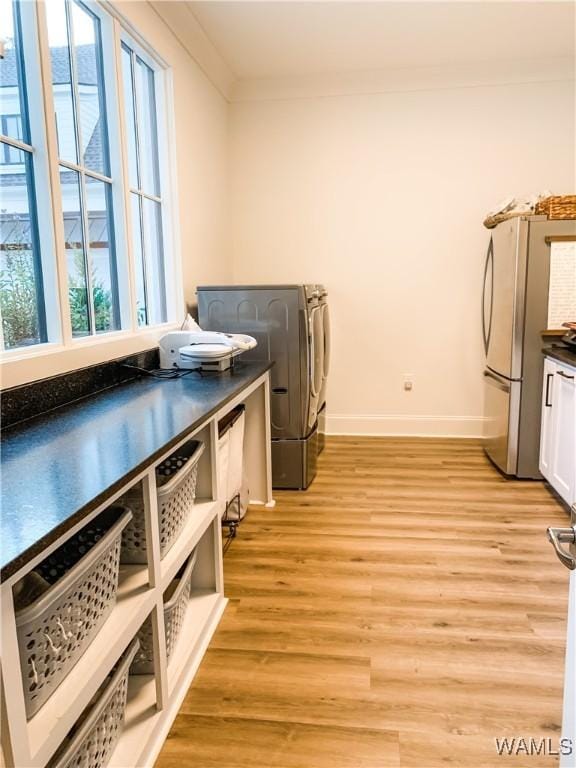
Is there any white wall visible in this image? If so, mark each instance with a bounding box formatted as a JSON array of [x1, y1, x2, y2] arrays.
[[229, 76, 575, 436], [115, 2, 230, 309]]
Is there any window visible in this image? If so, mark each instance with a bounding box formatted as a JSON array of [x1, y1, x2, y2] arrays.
[[1, 116, 23, 163], [47, 0, 120, 337], [0, 0, 178, 357], [0, 0, 47, 349], [121, 42, 167, 327]]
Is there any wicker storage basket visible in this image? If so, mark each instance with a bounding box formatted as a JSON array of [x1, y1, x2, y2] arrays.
[[535, 195, 576, 220], [131, 548, 198, 674], [121, 441, 205, 564], [15, 507, 132, 720], [48, 637, 140, 768]]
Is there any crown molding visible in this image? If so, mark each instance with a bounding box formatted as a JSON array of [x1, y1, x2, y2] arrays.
[[148, 0, 236, 101], [231, 56, 575, 103]]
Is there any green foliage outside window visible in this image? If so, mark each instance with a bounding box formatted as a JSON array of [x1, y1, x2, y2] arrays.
[[0, 232, 113, 345], [68, 251, 113, 334], [0, 246, 40, 348]]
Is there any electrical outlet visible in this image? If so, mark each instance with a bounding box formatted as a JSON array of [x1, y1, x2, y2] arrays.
[[403, 374, 414, 392]]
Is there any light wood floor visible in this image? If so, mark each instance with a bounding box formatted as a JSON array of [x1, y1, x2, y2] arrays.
[[155, 437, 571, 768]]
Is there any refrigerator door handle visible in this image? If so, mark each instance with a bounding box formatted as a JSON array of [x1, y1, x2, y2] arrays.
[[483, 369, 510, 392], [486, 365, 523, 383], [482, 237, 494, 356]]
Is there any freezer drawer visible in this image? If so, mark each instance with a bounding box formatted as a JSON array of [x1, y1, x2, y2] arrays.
[[483, 369, 521, 475]]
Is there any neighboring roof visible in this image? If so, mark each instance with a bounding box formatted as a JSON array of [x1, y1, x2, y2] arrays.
[[0, 114, 104, 181], [0, 45, 98, 88], [84, 118, 104, 171], [0, 211, 109, 249], [1, 44, 108, 179]]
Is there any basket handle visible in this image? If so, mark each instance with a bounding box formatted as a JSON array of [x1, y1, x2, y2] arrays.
[[156, 442, 205, 498], [163, 547, 199, 611], [15, 508, 133, 626], [48, 637, 140, 768], [40, 617, 75, 662]]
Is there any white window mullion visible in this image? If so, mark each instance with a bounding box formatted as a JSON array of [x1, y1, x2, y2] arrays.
[[128, 188, 161, 204], [129, 46, 152, 326], [65, 0, 84, 170], [29, 0, 70, 346], [136, 193, 150, 322], [155, 65, 183, 323], [0, 135, 33, 153], [106, 15, 137, 332], [78, 170, 97, 334], [58, 159, 112, 185], [66, 0, 97, 336]]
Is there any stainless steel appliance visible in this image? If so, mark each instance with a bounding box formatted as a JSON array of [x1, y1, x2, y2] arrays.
[[562, 325, 576, 352], [197, 284, 330, 489], [317, 285, 330, 453], [482, 216, 576, 477]]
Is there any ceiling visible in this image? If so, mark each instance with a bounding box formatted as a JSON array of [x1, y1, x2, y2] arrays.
[[187, 1, 575, 80]]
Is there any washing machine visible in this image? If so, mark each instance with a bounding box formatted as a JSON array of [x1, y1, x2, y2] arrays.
[[197, 284, 325, 489], [316, 285, 330, 453]]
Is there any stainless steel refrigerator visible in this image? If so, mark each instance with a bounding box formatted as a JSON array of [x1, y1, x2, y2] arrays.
[[482, 216, 576, 477]]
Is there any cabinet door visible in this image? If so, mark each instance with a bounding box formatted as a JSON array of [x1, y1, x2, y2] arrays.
[[539, 358, 557, 479], [550, 364, 576, 505]]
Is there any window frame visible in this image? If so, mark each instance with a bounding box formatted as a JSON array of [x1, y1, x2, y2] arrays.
[[0, 4, 48, 346], [51, 0, 123, 338], [0, 0, 183, 384], [116, 24, 181, 332], [0, 0, 62, 352], [120, 37, 167, 328]]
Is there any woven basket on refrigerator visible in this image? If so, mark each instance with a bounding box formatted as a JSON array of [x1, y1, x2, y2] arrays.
[[535, 195, 576, 219], [48, 637, 140, 768], [131, 547, 198, 674], [15, 507, 133, 720], [121, 441, 205, 564]]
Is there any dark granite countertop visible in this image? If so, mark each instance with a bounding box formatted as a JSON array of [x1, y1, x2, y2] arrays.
[[1, 361, 272, 579], [543, 345, 576, 369]]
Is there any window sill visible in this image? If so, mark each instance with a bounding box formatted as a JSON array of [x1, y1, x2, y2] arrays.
[[0, 323, 180, 390]]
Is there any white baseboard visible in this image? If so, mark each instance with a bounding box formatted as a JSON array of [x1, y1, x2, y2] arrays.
[[326, 414, 486, 438]]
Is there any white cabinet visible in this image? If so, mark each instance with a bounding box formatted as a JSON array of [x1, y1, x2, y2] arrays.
[[540, 357, 557, 477], [552, 366, 576, 503], [540, 356, 576, 506], [0, 372, 273, 768]]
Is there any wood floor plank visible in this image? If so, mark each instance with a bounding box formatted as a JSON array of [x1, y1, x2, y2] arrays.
[[159, 715, 400, 768], [155, 436, 570, 768]]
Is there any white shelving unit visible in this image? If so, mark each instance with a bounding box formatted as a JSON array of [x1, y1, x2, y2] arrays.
[[0, 371, 272, 768]]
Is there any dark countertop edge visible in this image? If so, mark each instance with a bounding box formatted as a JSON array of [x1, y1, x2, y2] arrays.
[[0, 362, 273, 582], [542, 346, 576, 368]]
